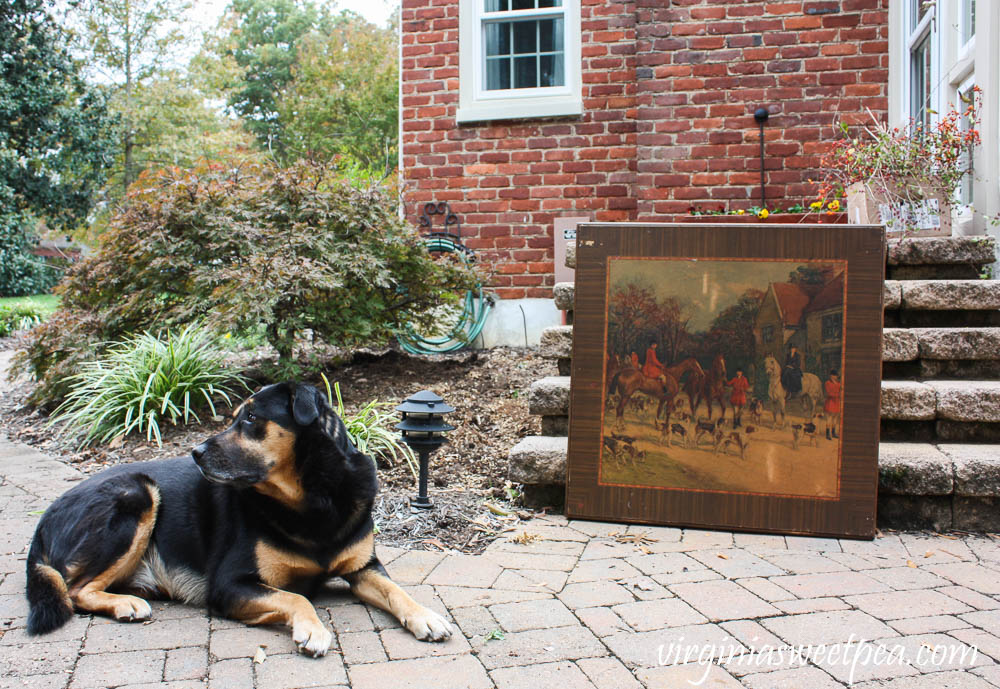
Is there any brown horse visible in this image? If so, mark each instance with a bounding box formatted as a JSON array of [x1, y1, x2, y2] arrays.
[[691, 354, 728, 420], [666, 357, 706, 416], [607, 368, 680, 424]]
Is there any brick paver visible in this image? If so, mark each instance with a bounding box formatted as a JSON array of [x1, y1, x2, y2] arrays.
[[2, 347, 1000, 689]]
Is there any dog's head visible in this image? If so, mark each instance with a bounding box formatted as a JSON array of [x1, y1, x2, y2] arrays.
[[191, 382, 363, 508]]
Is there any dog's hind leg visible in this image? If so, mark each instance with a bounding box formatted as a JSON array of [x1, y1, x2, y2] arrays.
[[70, 480, 160, 623], [345, 561, 452, 642]]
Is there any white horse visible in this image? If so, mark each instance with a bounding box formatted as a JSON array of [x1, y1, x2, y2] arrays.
[[763, 355, 823, 427]]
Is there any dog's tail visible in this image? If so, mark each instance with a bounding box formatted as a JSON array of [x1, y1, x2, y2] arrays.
[[26, 542, 73, 636]]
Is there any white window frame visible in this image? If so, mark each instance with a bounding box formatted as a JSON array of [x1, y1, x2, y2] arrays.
[[457, 0, 582, 124]]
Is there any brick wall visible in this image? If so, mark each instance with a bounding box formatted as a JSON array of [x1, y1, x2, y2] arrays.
[[401, 0, 889, 298]]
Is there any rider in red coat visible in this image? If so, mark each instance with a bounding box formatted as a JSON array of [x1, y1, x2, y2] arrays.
[[642, 342, 666, 380]]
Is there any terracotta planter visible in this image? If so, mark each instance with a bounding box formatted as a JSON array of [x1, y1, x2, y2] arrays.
[[846, 181, 951, 237], [681, 212, 847, 224]]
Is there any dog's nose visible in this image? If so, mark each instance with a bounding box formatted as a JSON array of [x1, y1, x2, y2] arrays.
[[192, 443, 207, 462]]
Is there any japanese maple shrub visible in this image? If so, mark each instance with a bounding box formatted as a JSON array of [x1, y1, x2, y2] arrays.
[[18, 159, 479, 404]]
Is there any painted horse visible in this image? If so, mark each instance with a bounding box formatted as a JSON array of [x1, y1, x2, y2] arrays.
[[689, 354, 728, 421], [763, 355, 823, 427], [607, 367, 680, 426]]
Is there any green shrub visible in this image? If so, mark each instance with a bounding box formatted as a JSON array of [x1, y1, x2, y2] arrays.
[[18, 158, 479, 403], [50, 325, 246, 447], [321, 375, 417, 478], [0, 305, 43, 336], [0, 214, 62, 297]]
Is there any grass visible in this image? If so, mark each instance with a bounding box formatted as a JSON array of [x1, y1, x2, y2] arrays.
[[0, 294, 60, 318]]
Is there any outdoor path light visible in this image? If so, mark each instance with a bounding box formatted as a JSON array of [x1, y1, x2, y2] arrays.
[[395, 390, 455, 510]]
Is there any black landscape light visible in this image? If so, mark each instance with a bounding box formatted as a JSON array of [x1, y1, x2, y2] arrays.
[[395, 390, 455, 510]]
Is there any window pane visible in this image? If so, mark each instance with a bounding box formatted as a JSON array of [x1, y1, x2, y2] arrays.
[[513, 21, 536, 54], [963, 0, 976, 42], [539, 54, 564, 86], [484, 0, 508, 11], [911, 35, 931, 131], [486, 23, 510, 56], [512, 0, 534, 9], [514, 56, 537, 88], [538, 0, 562, 6], [911, 0, 930, 30], [539, 18, 563, 52], [486, 57, 511, 90]]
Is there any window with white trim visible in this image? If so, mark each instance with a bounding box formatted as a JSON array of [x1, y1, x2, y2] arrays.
[[458, 0, 581, 123]]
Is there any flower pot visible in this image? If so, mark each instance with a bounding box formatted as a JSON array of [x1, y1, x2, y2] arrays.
[[846, 181, 951, 237]]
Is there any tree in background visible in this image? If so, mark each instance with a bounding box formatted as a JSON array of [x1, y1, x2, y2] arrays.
[[210, 0, 323, 159], [75, 0, 193, 192], [279, 12, 398, 172], [200, 0, 398, 171], [0, 0, 116, 295]]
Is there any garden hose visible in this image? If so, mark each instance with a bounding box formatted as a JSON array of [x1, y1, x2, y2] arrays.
[[396, 234, 493, 355]]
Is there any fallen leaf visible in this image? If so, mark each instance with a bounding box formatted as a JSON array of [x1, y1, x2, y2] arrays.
[[510, 531, 541, 545], [717, 553, 729, 560], [253, 646, 267, 664], [924, 550, 934, 558], [906, 560, 917, 568]]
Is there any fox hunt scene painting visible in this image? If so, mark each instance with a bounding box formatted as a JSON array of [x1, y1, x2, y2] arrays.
[[600, 257, 847, 500]]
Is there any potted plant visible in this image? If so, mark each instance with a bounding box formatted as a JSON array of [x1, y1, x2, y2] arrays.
[[817, 88, 982, 237]]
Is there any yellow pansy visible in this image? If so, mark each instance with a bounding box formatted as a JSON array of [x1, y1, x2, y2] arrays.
[[758, 208, 769, 219], [828, 200, 840, 211], [736, 209, 745, 215], [810, 201, 823, 210]]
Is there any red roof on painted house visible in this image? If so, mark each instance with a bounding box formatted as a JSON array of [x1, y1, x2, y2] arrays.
[[771, 282, 810, 326], [804, 271, 846, 314]]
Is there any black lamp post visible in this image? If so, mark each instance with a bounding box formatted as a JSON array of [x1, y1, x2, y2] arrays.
[[395, 390, 455, 510]]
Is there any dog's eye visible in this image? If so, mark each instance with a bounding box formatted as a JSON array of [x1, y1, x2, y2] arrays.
[[244, 412, 256, 425]]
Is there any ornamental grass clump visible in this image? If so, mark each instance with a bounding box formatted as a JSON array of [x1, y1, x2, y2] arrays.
[[0, 305, 42, 336], [321, 375, 417, 478], [51, 325, 246, 447]]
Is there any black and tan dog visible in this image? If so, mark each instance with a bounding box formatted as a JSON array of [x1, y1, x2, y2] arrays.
[[24, 382, 452, 656]]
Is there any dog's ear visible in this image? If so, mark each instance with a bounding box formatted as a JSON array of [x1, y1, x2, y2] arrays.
[[291, 384, 321, 427]]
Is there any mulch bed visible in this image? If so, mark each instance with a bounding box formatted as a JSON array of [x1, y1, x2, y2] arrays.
[[0, 342, 559, 554]]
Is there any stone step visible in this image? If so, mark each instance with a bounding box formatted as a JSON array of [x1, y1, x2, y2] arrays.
[[531, 376, 1000, 425], [883, 327, 1000, 362], [887, 236, 996, 280], [558, 279, 999, 314], [507, 437, 1000, 530]]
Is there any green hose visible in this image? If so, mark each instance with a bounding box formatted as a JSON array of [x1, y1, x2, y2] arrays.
[[396, 235, 493, 355]]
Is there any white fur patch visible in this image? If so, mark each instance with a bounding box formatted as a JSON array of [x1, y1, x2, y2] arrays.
[[129, 546, 208, 605]]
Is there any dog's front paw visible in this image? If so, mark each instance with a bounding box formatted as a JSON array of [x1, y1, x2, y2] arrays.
[[292, 618, 333, 657], [112, 595, 152, 622], [404, 606, 453, 642]]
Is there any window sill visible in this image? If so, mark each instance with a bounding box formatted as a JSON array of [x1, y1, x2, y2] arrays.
[[456, 97, 583, 124]]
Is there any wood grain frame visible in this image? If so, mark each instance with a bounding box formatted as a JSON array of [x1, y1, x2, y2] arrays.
[[565, 223, 885, 539]]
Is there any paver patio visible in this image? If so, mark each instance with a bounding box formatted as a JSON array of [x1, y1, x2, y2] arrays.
[[1, 351, 999, 688]]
